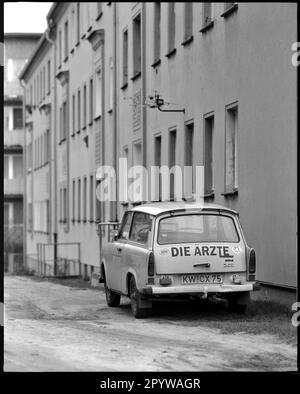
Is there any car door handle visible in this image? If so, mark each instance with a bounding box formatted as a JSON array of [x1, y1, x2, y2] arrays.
[[117, 247, 122, 252], [194, 263, 210, 268]]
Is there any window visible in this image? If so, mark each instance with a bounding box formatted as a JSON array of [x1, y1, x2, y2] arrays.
[[40, 71, 43, 102], [184, 122, 194, 195], [129, 212, 153, 246], [133, 13, 141, 76], [204, 114, 214, 195], [83, 177, 87, 221], [154, 135, 162, 201], [72, 94, 76, 135], [13, 107, 23, 129], [59, 106, 63, 141], [158, 214, 239, 245], [90, 175, 94, 221], [77, 89, 81, 131], [63, 101, 67, 139], [4, 203, 9, 225], [122, 29, 128, 86], [89, 78, 93, 123], [46, 129, 50, 163], [76, 3, 80, 44], [71, 7, 75, 49], [133, 142, 142, 167], [95, 179, 101, 222], [43, 66, 46, 99], [153, 3, 161, 62], [83, 84, 87, 127], [14, 201, 23, 224], [95, 69, 102, 118], [64, 20, 69, 60], [7, 59, 14, 81], [34, 79, 36, 106], [78, 178, 81, 221], [63, 187, 67, 222], [4, 156, 9, 178], [46, 200, 50, 233], [168, 3, 176, 52], [28, 142, 33, 170], [225, 104, 238, 193], [72, 180, 76, 221], [58, 30, 62, 66], [37, 74, 39, 104], [109, 58, 113, 111], [184, 3, 193, 40], [121, 147, 129, 202], [118, 211, 133, 240], [169, 129, 176, 199], [202, 3, 213, 27], [28, 202, 33, 231], [47, 60, 51, 94], [13, 155, 23, 178], [59, 188, 63, 222]]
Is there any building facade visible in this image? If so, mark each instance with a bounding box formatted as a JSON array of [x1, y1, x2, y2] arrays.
[[20, 3, 297, 301], [4, 33, 41, 272]]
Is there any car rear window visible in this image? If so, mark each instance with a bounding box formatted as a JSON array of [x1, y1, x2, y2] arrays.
[[157, 214, 239, 245]]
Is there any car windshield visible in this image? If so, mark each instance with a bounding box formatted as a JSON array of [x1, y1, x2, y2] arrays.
[[157, 214, 239, 244]]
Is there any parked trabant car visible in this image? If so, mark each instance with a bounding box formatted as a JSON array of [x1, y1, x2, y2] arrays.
[[100, 202, 260, 318]]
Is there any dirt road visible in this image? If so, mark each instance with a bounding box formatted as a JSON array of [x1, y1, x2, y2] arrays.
[[4, 275, 297, 371]]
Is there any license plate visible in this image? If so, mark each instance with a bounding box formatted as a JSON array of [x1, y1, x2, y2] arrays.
[[181, 274, 223, 285]]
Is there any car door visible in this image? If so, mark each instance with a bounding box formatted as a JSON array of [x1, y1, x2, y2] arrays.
[[109, 211, 133, 292], [120, 212, 154, 293]]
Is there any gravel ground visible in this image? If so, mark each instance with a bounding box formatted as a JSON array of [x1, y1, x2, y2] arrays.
[[4, 275, 297, 372]]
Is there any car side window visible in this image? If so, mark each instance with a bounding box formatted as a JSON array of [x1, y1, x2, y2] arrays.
[[129, 212, 153, 246], [118, 212, 133, 240]]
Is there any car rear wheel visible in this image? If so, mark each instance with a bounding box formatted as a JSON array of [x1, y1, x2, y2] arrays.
[[227, 293, 249, 314], [129, 276, 148, 319], [104, 274, 120, 307]]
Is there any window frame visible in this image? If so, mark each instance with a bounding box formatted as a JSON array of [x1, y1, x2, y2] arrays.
[[223, 102, 238, 195], [129, 211, 153, 247]]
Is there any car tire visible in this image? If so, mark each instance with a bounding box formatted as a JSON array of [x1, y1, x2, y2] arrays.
[[129, 276, 148, 319], [227, 294, 248, 314], [104, 274, 121, 307]]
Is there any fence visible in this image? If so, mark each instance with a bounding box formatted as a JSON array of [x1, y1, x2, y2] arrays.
[[36, 242, 81, 277]]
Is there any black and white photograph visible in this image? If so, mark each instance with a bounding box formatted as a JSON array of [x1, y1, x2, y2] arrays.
[[2, 1, 299, 379]]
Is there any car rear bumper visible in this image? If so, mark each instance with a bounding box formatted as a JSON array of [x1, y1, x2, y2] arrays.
[[141, 281, 260, 295]]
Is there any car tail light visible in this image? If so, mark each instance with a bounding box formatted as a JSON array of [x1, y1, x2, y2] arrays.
[[148, 252, 155, 277], [249, 249, 256, 274]]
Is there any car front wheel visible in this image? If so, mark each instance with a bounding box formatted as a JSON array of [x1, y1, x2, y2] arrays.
[[129, 276, 148, 319], [104, 274, 121, 307]]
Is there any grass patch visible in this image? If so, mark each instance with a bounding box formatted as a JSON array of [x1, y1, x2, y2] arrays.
[[154, 299, 297, 345]]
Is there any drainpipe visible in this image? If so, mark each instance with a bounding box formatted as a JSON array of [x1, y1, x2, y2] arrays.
[[141, 3, 147, 194], [112, 2, 118, 221], [45, 27, 58, 275], [20, 79, 27, 272]]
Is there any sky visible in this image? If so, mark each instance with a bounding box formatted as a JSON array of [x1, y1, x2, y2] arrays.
[[4, 2, 53, 33]]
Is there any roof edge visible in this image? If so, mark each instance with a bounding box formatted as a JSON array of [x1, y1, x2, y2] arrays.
[[18, 32, 50, 81]]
